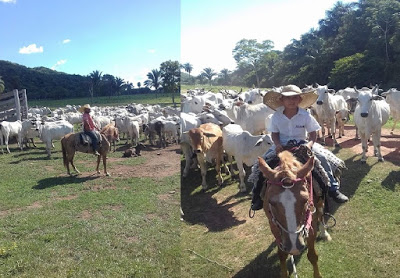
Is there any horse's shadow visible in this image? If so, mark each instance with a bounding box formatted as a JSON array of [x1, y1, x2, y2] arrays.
[[33, 175, 100, 190], [181, 161, 246, 232], [233, 242, 284, 278]]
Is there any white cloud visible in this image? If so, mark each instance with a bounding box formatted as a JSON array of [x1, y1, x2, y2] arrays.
[[0, 0, 17, 3], [62, 39, 71, 44], [147, 49, 156, 54], [19, 44, 43, 54], [51, 59, 67, 70]]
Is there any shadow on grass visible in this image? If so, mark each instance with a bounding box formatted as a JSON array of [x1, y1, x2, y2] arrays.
[[233, 242, 282, 278], [181, 161, 246, 232], [33, 175, 100, 190], [381, 170, 400, 191]]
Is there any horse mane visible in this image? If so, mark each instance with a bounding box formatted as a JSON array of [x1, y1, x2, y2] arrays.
[[276, 151, 303, 180]]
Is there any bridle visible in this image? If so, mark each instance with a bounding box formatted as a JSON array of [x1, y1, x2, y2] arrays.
[[267, 175, 315, 245]]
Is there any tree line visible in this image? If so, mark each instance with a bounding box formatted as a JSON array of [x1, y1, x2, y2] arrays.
[[0, 60, 180, 104], [182, 0, 400, 90]]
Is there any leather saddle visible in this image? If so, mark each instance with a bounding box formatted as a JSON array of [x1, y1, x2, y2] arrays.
[[79, 131, 102, 146]]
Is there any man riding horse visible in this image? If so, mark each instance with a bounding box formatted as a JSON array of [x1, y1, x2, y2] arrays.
[[79, 104, 101, 156]]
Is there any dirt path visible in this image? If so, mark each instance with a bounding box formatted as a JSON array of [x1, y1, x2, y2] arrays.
[[109, 144, 181, 179], [324, 125, 400, 163]]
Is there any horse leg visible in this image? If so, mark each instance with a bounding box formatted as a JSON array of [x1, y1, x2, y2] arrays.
[[278, 249, 289, 278], [102, 154, 110, 176], [70, 154, 80, 174], [96, 154, 101, 174], [307, 231, 322, 278]]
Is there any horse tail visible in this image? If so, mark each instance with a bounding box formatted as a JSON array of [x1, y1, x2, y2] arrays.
[[61, 137, 68, 168]]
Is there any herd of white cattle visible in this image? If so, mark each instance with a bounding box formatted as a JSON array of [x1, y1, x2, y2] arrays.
[[181, 85, 399, 191], [1, 85, 399, 186], [0, 103, 181, 157]]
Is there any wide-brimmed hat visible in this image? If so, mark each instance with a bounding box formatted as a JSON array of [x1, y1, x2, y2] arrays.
[[263, 85, 318, 110], [78, 104, 91, 113]]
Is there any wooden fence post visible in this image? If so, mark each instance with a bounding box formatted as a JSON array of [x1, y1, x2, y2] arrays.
[[21, 89, 28, 120], [13, 89, 21, 121]]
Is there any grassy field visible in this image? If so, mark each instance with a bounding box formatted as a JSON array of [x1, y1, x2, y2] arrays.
[[0, 110, 180, 277], [0, 141, 180, 277], [181, 130, 400, 278], [29, 93, 179, 109]]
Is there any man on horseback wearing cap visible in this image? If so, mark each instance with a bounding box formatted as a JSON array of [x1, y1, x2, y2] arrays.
[[80, 104, 101, 156], [250, 85, 349, 211]]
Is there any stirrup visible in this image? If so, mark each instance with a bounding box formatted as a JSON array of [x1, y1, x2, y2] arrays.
[[249, 207, 255, 218]]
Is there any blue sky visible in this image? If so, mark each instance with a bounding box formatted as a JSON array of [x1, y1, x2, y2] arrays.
[[182, 0, 356, 75], [0, 0, 180, 85], [1, 0, 356, 84]]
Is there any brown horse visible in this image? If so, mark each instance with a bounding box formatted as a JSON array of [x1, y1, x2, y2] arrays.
[[258, 151, 330, 278], [61, 132, 111, 176]]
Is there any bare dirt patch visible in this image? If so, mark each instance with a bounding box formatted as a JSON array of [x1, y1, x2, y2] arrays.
[[111, 144, 180, 179], [323, 125, 400, 164]]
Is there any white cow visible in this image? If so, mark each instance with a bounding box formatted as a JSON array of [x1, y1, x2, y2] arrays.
[[222, 124, 273, 192], [381, 88, 400, 134], [333, 95, 350, 138], [354, 87, 390, 162], [21, 119, 41, 148], [0, 120, 23, 153], [315, 84, 340, 146], [126, 120, 140, 146], [224, 102, 274, 135], [39, 120, 74, 157]]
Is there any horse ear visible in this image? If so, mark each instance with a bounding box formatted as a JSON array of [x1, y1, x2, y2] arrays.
[[258, 157, 277, 180], [297, 156, 315, 179]]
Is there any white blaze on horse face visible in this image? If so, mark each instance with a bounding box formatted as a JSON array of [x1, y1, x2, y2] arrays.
[[278, 189, 298, 253]]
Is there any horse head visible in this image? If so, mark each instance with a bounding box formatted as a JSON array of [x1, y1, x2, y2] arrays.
[[258, 151, 315, 255]]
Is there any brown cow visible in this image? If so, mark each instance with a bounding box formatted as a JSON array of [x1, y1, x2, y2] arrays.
[[188, 123, 224, 190], [101, 123, 120, 152]]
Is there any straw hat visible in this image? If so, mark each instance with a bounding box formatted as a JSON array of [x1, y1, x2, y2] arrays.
[[78, 104, 91, 113], [263, 85, 318, 110]]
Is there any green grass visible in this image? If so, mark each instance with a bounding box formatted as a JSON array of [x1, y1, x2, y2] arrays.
[[0, 140, 180, 277], [181, 131, 400, 278], [29, 93, 179, 109]]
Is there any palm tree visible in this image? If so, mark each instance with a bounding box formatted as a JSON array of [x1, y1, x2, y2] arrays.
[[144, 69, 163, 98], [144, 69, 162, 90], [0, 76, 5, 94], [115, 77, 125, 96], [219, 68, 231, 85], [182, 63, 193, 77], [88, 70, 102, 102], [201, 67, 217, 86]]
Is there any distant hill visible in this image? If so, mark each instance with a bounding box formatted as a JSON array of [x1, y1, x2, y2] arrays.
[[0, 60, 89, 100]]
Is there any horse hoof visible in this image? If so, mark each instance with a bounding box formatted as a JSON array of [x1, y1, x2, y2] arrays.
[[360, 160, 366, 164], [335, 143, 340, 147], [378, 158, 384, 162]]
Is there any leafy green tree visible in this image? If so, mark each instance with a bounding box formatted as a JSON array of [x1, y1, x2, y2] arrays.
[[137, 81, 141, 88], [102, 74, 117, 97], [218, 68, 231, 85], [232, 39, 274, 87], [88, 70, 102, 101], [160, 60, 180, 107], [201, 67, 217, 86]]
